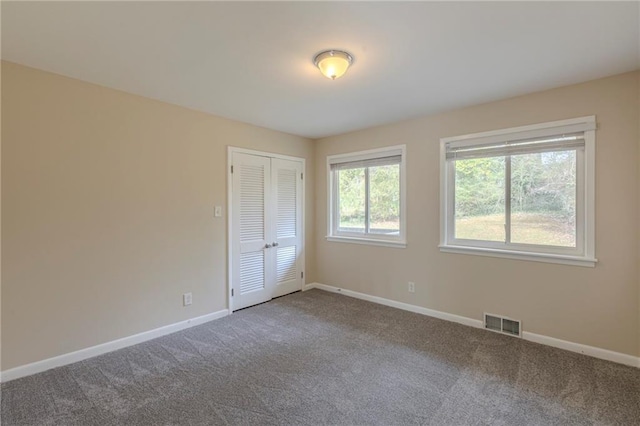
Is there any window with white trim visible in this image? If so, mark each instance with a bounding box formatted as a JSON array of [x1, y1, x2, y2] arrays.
[[327, 145, 406, 248], [440, 117, 596, 267]]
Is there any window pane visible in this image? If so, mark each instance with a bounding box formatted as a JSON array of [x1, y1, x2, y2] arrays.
[[369, 164, 400, 235], [454, 157, 506, 242], [511, 150, 576, 247], [337, 168, 366, 233]]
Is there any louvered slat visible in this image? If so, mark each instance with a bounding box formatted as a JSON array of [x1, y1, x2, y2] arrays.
[[277, 168, 297, 238], [240, 251, 265, 294], [239, 164, 265, 242], [276, 246, 297, 284]]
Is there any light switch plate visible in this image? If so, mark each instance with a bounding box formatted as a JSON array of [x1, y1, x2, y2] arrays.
[[183, 292, 193, 306], [214, 206, 222, 217]]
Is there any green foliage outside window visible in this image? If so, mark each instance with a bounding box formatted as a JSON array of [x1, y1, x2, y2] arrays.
[[454, 151, 577, 246], [338, 164, 400, 231]]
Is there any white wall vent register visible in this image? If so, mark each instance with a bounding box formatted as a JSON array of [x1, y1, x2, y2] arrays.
[[484, 313, 521, 337]]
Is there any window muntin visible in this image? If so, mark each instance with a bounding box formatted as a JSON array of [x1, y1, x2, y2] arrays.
[[440, 117, 595, 266], [328, 146, 406, 246]]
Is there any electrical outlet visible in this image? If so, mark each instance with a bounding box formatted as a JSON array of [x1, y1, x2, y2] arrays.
[[183, 292, 193, 306], [408, 282, 415, 293]]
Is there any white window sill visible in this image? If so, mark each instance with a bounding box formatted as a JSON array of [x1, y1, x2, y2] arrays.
[[439, 245, 597, 267], [327, 236, 407, 249]]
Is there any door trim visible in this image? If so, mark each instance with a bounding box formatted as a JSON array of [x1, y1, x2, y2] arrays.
[[227, 146, 306, 312]]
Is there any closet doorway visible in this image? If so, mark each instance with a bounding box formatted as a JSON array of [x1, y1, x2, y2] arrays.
[[228, 147, 305, 311]]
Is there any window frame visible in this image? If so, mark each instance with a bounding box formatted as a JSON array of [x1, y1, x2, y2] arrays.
[[327, 145, 407, 248], [439, 117, 596, 267]]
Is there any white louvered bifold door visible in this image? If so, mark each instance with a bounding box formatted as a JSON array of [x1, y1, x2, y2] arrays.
[[232, 152, 273, 310], [231, 152, 303, 311], [270, 158, 303, 298]]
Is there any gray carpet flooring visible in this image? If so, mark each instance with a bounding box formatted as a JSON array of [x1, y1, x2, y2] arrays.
[[2, 289, 639, 425]]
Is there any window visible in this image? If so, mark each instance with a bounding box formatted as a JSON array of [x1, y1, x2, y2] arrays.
[[440, 117, 596, 267], [327, 145, 406, 247]]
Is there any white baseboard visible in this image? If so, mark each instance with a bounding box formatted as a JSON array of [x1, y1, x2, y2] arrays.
[[305, 283, 640, 368], [305, 282, 482, 328], [0, 309, 229, 383], [522, 331, 640, 368], [3, 284, 637, 383]]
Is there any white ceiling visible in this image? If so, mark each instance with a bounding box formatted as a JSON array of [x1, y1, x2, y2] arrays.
[[2, 1, 639, 139]]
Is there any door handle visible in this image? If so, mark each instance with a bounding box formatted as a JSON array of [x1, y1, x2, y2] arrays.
[[272, 242, 279, 247], [265, 243, 272, 249]]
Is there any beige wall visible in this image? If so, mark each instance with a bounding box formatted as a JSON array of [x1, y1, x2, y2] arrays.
[[2, 60, 638, 372], [1, 61, 315, 370], [315, 72, 640, 357]]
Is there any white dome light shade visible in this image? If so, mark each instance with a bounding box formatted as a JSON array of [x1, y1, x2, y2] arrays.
[[314, 50, 353, 80]]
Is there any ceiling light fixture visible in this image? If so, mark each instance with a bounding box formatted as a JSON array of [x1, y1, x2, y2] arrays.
[[314, 50, 353, 80]]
